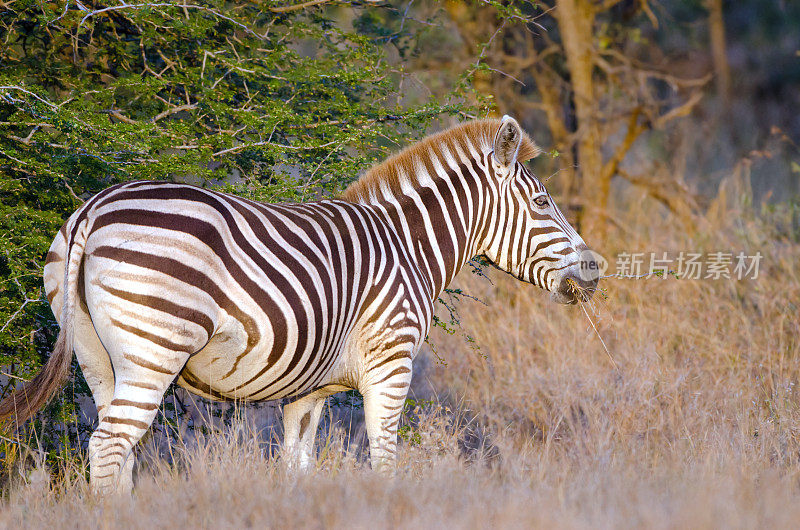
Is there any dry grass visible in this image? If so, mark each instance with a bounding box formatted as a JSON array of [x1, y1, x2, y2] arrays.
[[2, 174, 799, 528]]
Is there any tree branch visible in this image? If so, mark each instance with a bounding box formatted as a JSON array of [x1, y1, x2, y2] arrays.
[[268, 0, 336, 13], [211, 139, 338, 157], [617, 168, 704, 231], [108, 110, 138, 124], [152, 103, 197, 123], [77, 3, 263, 39], [653, 91, 704, 129], [0, 86, 58, 108], [601, 107, 646, 183]]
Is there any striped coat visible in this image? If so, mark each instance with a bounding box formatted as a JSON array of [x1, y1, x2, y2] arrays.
[[0, 116, 596, 494]]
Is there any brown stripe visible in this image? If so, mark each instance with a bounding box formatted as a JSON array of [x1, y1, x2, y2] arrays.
[[179, 369, 231, 401], [95, 428, 135, 443], [110, 399, 158, 411], [46, 286, 59, 304], [95, 461, 123, 469], [103, 416, 150, 430], [369, 350, 412, 372], [122, 352, 174, 375], [373, 366, 411, 386], [100, 451, 127, 459], [91, 227, 263, 375], [97, 283, 215, 339], [111, 317, 196, 354], [122, 380, 160, 391]]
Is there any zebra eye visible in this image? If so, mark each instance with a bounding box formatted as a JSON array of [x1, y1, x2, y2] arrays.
[[532, 196, 549, 208]]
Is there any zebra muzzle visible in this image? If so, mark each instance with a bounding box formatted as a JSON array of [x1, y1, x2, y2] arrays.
[[554, 265, 599, 304]]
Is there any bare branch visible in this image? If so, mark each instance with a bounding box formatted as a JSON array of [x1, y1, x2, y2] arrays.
[[596, 50, 712, 90], [152, 103, 197, 123], [0, 297, 41, 334], [211, 140, 339, 157], [108, 110, 138, 124], [0, 371, 29, 382], [601, 108, 646, 183], [0, 86, 58, 108], [0, 147, 28, 166], [77, 3, 264, 39], [616, 168, 705, 231], [653, 91, 704, 129], [63, 181, 84, 203], [268, 0, 335, 13]]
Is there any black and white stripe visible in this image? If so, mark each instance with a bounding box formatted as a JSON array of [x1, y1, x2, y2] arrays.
[[39, 116, 594, 494]]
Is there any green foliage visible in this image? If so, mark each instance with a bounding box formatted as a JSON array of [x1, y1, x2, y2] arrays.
[[0, 0, 466, 452], [397, 397, 436, 445]]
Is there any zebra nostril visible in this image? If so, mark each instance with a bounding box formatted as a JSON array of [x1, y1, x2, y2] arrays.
[[575, 245, 605, 286]]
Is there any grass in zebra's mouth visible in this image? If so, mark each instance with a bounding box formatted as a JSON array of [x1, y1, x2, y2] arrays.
[[567, 278, 619, 371]]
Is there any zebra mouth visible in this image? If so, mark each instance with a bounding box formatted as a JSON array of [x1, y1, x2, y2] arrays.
[[552, 276, 596, 305]]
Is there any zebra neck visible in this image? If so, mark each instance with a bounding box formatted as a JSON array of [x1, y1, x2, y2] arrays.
[[369, 170, 485, 302]]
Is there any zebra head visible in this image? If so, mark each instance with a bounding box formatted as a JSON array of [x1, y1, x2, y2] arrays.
[[482, 116, 600, 304]]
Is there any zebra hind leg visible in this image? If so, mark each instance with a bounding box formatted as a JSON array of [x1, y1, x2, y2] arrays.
[[88, 366, 189, 495], [361, 353, 413, 472], [87, 341, 192, 496], [282, 389, 330, 471], [71, 304, 136, 490]]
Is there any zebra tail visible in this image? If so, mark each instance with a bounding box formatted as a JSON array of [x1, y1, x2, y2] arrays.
[[0, 218, 86, 430]]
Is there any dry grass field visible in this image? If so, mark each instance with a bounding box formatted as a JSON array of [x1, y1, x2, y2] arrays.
[[2, 173, 799, 529]]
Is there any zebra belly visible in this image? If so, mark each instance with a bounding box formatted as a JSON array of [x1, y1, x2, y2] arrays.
[[177, 320, 346, 402], [177, 300, 348, 400]]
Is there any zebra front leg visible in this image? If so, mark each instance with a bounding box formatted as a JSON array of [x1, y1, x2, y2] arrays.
[[282, 389, 328, 471], [361, 355, 412, 471]]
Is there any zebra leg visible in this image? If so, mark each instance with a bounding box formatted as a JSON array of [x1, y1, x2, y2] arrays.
[[74, 306, 115, 421], [46, 242, 132, 488], [282, 389, 328, 470], [361, 355, 413, 471], [72, 304, 133, 488], [87, 342, 191, 496], [88, 368, 185, 495]]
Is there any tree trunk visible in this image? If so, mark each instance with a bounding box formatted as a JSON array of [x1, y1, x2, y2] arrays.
[[555, 0, 607, 241], [707, 0, 731, 106], [444, 0, 499, 116], [530, 66, 577, 206]]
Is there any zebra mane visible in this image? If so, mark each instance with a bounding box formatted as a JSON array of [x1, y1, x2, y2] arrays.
[[342, 118, 541, 204]]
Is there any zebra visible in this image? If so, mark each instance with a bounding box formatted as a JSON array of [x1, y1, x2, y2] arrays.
[[0, 116, 597, 494]]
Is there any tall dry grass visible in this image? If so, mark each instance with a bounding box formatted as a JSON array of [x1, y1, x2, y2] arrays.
[[1, 170, 799, 528]]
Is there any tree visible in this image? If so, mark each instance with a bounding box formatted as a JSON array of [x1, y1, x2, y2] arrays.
[[417, 0, 710, 240]]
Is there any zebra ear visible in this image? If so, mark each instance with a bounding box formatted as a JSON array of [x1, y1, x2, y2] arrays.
[[493, 115, 523, 168]]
